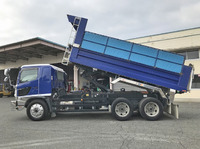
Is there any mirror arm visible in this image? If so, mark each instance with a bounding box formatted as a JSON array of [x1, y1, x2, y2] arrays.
[[4, 75, 16, 89]]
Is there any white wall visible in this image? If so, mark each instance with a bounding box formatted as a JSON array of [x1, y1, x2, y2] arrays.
[[129, 28, 200, 51], [0, 53, 63, 70]]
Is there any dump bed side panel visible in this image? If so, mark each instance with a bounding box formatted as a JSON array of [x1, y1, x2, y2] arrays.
[[81, 32, 184, 74], [67, 14, 192, 91], [70, 47, 192, 91]]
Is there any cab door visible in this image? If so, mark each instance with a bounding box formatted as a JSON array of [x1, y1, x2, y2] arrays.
[[17, 68, 39, 97]]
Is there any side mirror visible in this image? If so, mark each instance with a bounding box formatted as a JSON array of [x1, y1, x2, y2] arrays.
[[4, 69, 10, 76], [4, 77, 8, 82]]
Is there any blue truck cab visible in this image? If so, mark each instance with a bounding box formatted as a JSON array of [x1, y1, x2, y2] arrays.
[[10, 64, 67, 116], [16, 64, 67, 98]]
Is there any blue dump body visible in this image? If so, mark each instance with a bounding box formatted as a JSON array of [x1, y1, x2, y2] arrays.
[[67, 15, 192, 91]]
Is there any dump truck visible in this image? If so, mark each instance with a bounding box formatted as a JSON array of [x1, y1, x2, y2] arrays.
[[5, 14, 193, 121]]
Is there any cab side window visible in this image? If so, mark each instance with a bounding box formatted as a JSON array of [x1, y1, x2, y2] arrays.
[[57, 71, 64, 81], [20, 68, 38, 83]]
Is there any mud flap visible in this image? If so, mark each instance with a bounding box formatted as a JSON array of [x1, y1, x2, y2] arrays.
[[165, 103, 179, 119]]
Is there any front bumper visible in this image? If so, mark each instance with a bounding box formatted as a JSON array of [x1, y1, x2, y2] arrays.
[[11, 99, 26, 111]]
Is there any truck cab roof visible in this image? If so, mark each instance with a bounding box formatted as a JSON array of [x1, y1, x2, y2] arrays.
[[21, 64, 65, 73]]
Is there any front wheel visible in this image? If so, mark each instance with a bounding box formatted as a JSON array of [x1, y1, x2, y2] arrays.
[[26, 99, 50, 121], [111, 98, 133, 121], [139, 97, 163, 121]]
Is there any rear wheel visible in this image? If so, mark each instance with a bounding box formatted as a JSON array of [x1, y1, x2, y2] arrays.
[[139, 97, 163, 121], [27, 99, 50, 121], [0, 94, 3, 98], [111, 98, 133, 121]]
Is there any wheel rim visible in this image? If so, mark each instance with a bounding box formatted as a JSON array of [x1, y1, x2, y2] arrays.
[[144, 102, 159, 117], [115, 102, 130, 117], [30, 104, 44, 119]]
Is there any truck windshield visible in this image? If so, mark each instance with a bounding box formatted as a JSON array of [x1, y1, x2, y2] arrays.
[[20, 68, 38, 83]]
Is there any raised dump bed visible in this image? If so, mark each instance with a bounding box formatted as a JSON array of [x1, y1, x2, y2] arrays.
[[65, 15, 193, 91]]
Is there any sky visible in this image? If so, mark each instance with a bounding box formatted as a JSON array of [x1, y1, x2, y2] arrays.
[[0, 0, 200, 46]]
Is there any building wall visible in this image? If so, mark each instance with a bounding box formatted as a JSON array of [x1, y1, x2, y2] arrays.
[[0, 53, 63, 70], [128, 27, 200, 100], [185, 59, 200, 74], [129, 27, 200, 51]]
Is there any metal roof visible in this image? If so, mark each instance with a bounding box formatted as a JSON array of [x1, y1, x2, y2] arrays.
[[0, 37, 66, 64]]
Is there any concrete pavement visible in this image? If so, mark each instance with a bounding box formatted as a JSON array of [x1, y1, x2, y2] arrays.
[[0, 97, 200, 149]]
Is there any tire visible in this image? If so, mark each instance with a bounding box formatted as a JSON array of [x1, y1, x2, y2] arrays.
[[111, 98, 133, 121], [0, 94, 3, 98], [26, 99, 50, 121], [139, 97, 163, 121]]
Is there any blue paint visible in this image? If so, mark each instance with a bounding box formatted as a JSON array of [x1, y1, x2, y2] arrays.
[[81, 32, 184, 74], [67, 15, 88, 45], [67, 14, 192, 91], [107, 38, 132, 51], [39, 67, 52, 94], [70, 47, 191, 91], [158, 51, 184, 64], [156, 60, 182, 73], [84, 32, 108, 45], [17, 65, 67, 97], [82, 40, 105, 53], [105, 47, 130, 59], [132, 44, 158, 57], [129, 53, 156, 67]]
